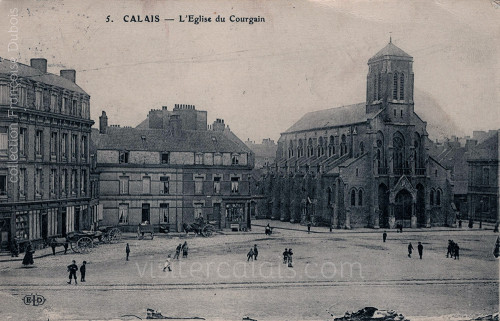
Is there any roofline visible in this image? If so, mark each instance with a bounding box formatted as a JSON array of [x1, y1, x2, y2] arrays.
[[280, 120, 369, 136], [368, 55, 413, 64], [95, 148, 252, 154]]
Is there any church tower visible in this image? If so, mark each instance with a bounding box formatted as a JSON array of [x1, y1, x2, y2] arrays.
[[366, 39, 414, 122]]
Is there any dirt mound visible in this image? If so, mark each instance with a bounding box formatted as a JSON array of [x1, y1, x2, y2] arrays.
[[334, 307, 408, 321]]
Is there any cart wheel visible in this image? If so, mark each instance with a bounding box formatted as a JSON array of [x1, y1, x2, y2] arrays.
[[77, 237, 93, 254], [108, 228, 122, 243], [70, 241, 79, 253], [203, 226, 215, 237]]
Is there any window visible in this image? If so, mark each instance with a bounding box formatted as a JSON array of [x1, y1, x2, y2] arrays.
[[51, 132, 58, 157], [19, 128, 26, 156], [0, 84, 9, 104], [394, 109, 397, 117], [35, 130, 43, 156], [358, 190, 363, 206], [359, 142, 364, 154], [19, 168, 25, 197], [118, 204, 129, 224], [18, 87, 27, 107], [195, 153, 203, 165], [160, 204, 169, 223], [377, 73, 382, 100], [194, 203, 203, 219], [194, 176, 204, 195], [35, 169, 42, 196], [160, 176, 169, 194], [35, 90, 43, 110], [61, 169, 67, 195], [436, 189, 441, 206], [81, 136, 87, 160], [373, 74, 378, 101], [50, 94, 57, 112], [483, 167, 489, 186], [351, 189, 356, 206], [161, 153, 170, 164], [214, 153, 222, 166], [81, 169, 87, 195], [393, 73, 398, 99], [400, 110, 403, 117], [213, 176, 221, 194], [81, 101, 88, 118], [0, 127, 7, 155], [0, 174, 6, 196], [71, 134, 77, 158], [399, 74, 405, 100], [61, 133, 68, 158], [119, 176, 129, 195], [71, 170, 77, 194], [50, 169, 56, 195], [119, 151, 129, 164], [231, 177, 239, 194], [142, 176, 151, 194], [72, 99, 78, 115], [231, 154, 239, 165], [62, 97, 68, 113]]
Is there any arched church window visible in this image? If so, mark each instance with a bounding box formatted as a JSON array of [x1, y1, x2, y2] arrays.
[[399, 73, 405, 100], [358, 190, 363, 206], [351, 189, 356, 206], [373, 75, 378, 101], [341, 134, 347, 156], [393, 132, 405, 171], [393, 73, 398, 100], [359, 142, 364, 154]]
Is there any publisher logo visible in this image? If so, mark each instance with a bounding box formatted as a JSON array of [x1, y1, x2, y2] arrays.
[[23, 294, 46, 306]]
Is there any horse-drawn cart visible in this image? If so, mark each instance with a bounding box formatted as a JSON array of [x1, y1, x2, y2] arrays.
[[137, 223, 154, 240], [48, 226, 122, 254], [183, 218, 216, 237]]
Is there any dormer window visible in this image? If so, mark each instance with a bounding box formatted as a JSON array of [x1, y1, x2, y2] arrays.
[[161, 152, 170, 164], [119, 151, 129, 164], [231, 154, 239, 165], [195, 153, 203, 165]]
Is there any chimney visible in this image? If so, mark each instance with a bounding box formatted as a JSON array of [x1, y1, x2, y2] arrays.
[[30, 58, 47, 73], [99, 111, 108, 134], [212, 119, 225, 132], [169, 114, 182, 136], [60, 69, 76, 83]]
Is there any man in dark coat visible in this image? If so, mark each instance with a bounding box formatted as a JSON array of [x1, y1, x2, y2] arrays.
[[447, 240, 454, 258], [253, 244, 258, 260], [287, 248, 294, 267], [80, 261, 86, 282], [22, 242, 34, 266], [454, 243, 460, 260], [182, 241, 188, 258], [417, 242, 423, 259], [247, 248, 254, 261], [283, 248, 288, 264], [408, 242, 413, 258], [174, 244, 182, 259], [382, 231, 387, 242], [126, 243, 130, 261], [10, 238, 19, 257], [67, 260, 78, 284]]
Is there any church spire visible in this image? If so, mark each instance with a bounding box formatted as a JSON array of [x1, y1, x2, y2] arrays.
[[389, 32, 392, 44]]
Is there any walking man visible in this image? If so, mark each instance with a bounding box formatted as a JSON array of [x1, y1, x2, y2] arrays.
[[67, 260, 78, 284], [417, 242, 423, 259], [174, 244, 182, 260], [247, 248, 254, 261], [382, 231, 387, 242], [253, 244, 259, 260], [163, 255, 172, 272], [283, 248, 289, 264], [182, 241, 188, 258], [287, 248, 294, 267], [408, 242, 413, 258], [126, 243, 130, 261], [446, 240, 454, 258], [454, 243, 460, 260], [80, 261, 86, 282]]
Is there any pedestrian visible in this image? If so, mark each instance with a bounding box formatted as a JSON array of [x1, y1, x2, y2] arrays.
[[287, 248, 293, 267], [494, 237, 500, 258], [265, 223, 272, 235], [446, 240, 454, 258], [253, 244, 259, 260], [80, 261, 86, 282], [408, 242, 413, 258], [163, 255, 172, 272], [417, 242, 423, 259], [126, 243, 130, 261], [247, 248, 254, 261], [454, 243, 460, 260], [283, 248, 289, 264], [399, 224, 403, 233], [182, 241, 188, 258], [22, 241, 34, 266], [307, 221, 311, 234], [382, 231, 387, 242], [10, 238, 19, 257], [174, 243, 182, 260], [67, 260, 78, 284]]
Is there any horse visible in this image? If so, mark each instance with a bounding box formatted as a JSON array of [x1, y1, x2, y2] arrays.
[[183, 222, 202, 235]]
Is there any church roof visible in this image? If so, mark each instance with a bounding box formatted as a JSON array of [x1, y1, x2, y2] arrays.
[[368, 42, 412, 63], [283, 103, 379, 134]]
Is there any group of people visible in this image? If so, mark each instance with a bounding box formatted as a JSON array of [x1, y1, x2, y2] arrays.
[[446, 240, 460, 260], [67, 260, 86, 284], [173, 241, 189, 259], [283, 248, 293, 267], [407, 242, 424, 259], [247, 244, 259, 261]]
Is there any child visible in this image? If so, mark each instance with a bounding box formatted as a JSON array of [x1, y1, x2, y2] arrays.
[[80, 261, 86, 282], [247, 248, 254, 261], [67, 260, 78, 284], [287, 248, 293, 267], [163, 255, 172, 272]]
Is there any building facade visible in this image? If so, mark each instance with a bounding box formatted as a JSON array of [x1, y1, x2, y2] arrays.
[[93, 105, 254, 232], [467, 131, 499, 225], [0, 57, 95, 250], [260, 41, 454, 229]]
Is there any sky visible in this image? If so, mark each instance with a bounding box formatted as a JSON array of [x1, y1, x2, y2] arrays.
[[0, 0, 498, 142]]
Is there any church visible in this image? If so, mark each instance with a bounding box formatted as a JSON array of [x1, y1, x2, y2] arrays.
[[260, 41, 454, 229]]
